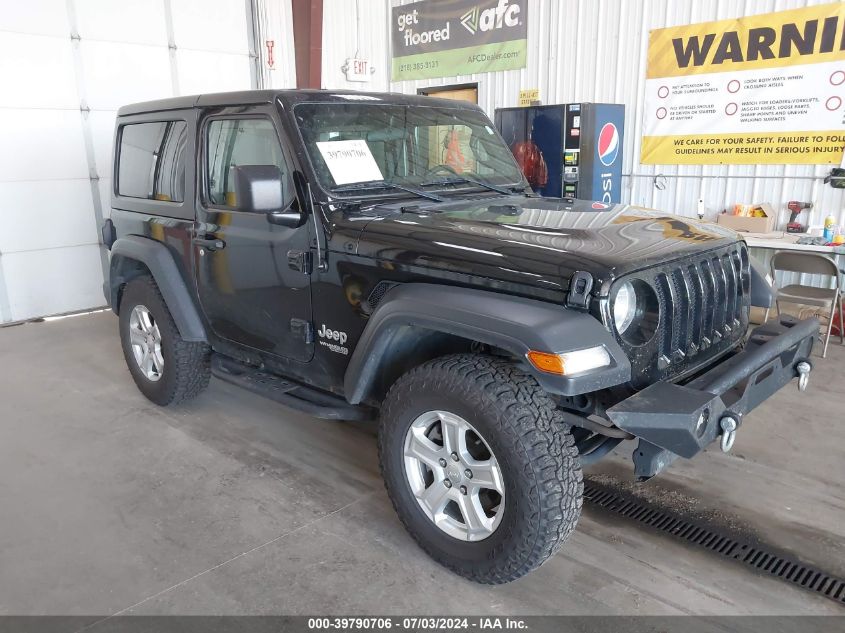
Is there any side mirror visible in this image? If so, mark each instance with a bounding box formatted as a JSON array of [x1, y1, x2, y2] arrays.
[[231, 164, 306, 228]]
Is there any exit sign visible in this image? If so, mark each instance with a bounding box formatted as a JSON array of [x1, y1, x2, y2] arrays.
[[344, 58, 372, 82]]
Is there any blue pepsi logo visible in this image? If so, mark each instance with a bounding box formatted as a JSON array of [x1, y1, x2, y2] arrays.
[[597, 122, 619, 167]]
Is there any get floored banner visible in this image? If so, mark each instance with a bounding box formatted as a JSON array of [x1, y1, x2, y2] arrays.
[[391, 0, 527, 81], [641, 2, 845, 165]]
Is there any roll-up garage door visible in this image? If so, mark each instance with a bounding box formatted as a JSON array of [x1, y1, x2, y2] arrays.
[[0, 0, 260, 323]]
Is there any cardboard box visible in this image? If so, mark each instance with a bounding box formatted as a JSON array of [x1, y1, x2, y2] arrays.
[[717, 203, 775, 233]]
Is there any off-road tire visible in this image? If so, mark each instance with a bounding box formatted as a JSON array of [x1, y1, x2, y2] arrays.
[[119, 276, 210, 406], [379, 354, 583, 583]]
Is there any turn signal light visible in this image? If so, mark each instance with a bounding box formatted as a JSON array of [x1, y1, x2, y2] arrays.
[[527, 346, 612, 376], [526, 351, 565, 375]]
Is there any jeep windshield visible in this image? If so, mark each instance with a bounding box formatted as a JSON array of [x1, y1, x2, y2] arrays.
[[293, 101, 525, 199]]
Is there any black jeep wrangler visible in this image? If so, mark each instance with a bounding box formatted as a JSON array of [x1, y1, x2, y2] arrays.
[[103, 89, 817, 584]]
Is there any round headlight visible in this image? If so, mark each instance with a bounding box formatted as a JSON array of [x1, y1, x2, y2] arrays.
[[613, 281, 637, 334]]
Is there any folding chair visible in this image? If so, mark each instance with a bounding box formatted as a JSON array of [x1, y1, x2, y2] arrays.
[[769, 251, 844, 358]]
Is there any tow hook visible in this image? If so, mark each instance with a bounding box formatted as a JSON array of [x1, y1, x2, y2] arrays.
[[719, 415, 738, 453], [796, 361, 812, 392]]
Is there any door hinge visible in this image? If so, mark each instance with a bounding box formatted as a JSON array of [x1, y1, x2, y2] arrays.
[[566, 271, 594, 310], [287, 249, 312, 274], [290, 318, 314, 343]]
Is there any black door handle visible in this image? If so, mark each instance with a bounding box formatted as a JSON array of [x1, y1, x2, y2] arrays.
[[193, 236, 226, 251]]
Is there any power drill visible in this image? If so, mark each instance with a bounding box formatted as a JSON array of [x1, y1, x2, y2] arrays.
[[786, 200, 812, 233]]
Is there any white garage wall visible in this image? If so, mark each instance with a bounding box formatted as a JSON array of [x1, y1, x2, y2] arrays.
[[0, 0, 278, 323], [322, 0, 845, 231]]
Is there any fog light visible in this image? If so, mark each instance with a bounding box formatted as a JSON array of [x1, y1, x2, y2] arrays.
[[527, 346, 611, 376]]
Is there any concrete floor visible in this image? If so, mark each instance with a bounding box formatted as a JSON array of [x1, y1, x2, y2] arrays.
[[0, 311, 843, 616]]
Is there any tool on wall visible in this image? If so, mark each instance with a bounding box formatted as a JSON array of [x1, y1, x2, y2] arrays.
[[825, 168, 844, 189], [786, 200, 812, 233]]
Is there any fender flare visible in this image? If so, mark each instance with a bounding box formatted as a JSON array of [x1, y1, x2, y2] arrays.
[[108, 236, 207, 342], [343, 283, 630, 404]]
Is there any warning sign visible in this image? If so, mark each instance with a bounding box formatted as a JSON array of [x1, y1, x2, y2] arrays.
[[641, 2, 845, 165], [518, 88, 539, 106]]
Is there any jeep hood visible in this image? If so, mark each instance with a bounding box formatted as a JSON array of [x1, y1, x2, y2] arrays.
[[354, 196, 741, 295]]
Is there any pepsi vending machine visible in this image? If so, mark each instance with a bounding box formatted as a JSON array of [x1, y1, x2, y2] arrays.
[[494, 103, 625, 203]]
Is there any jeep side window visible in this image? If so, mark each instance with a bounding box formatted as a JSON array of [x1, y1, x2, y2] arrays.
[[117, 121, 187, 202], [206, 118, 290, 208]]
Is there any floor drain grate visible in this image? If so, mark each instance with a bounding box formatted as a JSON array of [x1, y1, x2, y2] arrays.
[[583, 480, 845, 606]]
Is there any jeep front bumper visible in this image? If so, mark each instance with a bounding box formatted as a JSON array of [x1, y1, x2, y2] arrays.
[[606, 316, 818, 480]]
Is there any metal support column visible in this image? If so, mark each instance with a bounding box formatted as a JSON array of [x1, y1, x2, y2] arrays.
[[246, 0, 262, 89], [65, 0, 109, 287], [163, 0, 181, 95]]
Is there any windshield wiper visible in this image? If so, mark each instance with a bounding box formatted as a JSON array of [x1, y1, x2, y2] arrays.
[[420, 175, 514, 196], [331, 180, 443, 202]]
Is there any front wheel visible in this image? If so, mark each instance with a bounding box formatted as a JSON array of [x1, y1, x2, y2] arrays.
[[379, 354, 583, 584]]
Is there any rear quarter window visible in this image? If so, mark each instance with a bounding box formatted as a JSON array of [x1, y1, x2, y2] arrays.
[[118, 121, 188, 202]]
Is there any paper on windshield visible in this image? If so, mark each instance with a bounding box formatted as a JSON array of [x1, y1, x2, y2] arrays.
[[316, 139, 383, 185]]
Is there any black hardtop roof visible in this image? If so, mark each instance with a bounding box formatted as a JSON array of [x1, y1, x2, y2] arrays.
[[117, 89, 484, 117]]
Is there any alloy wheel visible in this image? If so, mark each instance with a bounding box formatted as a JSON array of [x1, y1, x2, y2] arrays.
[[128, 304, 164, 382], [403, 410, 505, 541]]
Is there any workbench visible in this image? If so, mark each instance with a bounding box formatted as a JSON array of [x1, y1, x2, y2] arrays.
[[740, 231, 844, 290], [741, 231, 845, 256]]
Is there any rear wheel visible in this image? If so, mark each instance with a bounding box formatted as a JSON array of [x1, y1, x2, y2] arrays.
[[119, 276, 210, 406], [379, 354, 583, 583]]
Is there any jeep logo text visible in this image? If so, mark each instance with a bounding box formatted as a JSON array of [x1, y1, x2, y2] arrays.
[[318, 324, 347, 346]]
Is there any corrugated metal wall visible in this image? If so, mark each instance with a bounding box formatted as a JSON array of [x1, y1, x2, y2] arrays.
[[322, 0, 844, 231], [255, 0, 298, 88]]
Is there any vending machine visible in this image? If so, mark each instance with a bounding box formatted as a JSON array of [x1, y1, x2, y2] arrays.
[[494, 103, 625, 203]]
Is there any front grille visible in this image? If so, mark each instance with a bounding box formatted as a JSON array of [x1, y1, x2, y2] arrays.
[[615, 242, 750, 386], [656, 245, 747, 369]]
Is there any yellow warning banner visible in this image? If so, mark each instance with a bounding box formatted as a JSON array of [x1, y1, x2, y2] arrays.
[[642, 3, 845, 165], [641, 131, 845, 165], [647, 3, 845, 79]]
